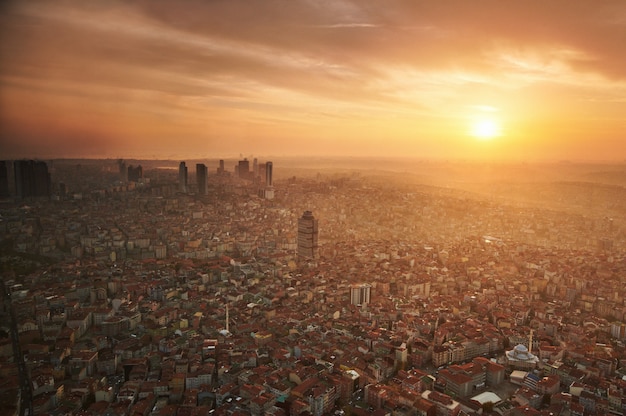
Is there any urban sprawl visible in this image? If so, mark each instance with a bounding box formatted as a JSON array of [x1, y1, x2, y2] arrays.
[[1, 158, 625, 416]]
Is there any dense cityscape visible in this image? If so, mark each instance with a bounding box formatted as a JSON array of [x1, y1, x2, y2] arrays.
[[0, 158, 625, 416]]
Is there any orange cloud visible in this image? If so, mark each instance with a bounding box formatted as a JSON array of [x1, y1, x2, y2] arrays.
[[1, 0, 624, 160]]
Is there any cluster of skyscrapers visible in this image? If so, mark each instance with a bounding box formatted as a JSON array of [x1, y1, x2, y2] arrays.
[[179, 158, 317, 260], [178, 158, 274, 198], [178, 162, 210, 195], [2, 158, 321, 263], [118, 160, 143, 183], [235, 158, 273, 187]]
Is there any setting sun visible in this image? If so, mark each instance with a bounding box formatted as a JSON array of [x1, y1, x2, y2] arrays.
[[471, 119, 501, 140], [0, 1, 623, 162]]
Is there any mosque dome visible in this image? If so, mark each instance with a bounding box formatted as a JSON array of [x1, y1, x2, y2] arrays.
[[505, 343, 539, 368]]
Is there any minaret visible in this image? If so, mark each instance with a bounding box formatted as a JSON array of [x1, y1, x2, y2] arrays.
[[225, 304, 229, 334], [432, 310, 440, 348], [528, 329, 534, 353]]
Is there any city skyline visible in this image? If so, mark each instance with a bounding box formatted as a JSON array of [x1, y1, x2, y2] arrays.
[[1, 1, 625, 162]]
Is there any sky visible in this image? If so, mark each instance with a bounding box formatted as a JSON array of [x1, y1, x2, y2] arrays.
[[1, 0, 625, 161]]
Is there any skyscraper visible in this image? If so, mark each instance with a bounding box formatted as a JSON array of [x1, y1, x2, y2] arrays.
[[265, 161, 273, 187], [118, 159, 127, 182], [127, 165, 143, 182], [297, 210, 319, 259], [263, 161, 274, 199], [196, 163, 208, 195], [238, 159, 250, 180], [0, 161, 9, 198], [178, 161, 188, 193], [14, 160, 51, 199]]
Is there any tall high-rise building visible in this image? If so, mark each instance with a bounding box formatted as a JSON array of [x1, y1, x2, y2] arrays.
[[253, 158, 258, 177], [118, 159, 127, 182], [350, 284, 372, 306], [218, 159, 225, 175], [0, 161, 9, 198], [297, 210, 319, 259], [262, 161, 274, 199], [178, 161, 188, 193], [14, 160, 51, 199], [127, 165, 143, 182], [266, 161, 273, 187], [238, 159, 250, 180], [196, 163, 208, 195]]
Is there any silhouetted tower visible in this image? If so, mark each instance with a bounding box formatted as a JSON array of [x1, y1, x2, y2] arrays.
[[297, 210, 319, 259], [178, 161, 188, 193], [262, 161, 274, 199], [196, 163, 208, 195], [266, 161, 273, 187], [218, 159, 225, 175], [0, 161, 9, 198], [118, 159, 127, 182], [238, 159, 250, 180], [14, 160, 50, 199], [127, 165, 143, 182]]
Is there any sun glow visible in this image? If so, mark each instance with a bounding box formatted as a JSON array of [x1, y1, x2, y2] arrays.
[[471, 118, 501, 140]]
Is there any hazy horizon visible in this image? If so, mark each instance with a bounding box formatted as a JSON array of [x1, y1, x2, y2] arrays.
[[3, 155, 626, 165], [1, 1, 625, 161]]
